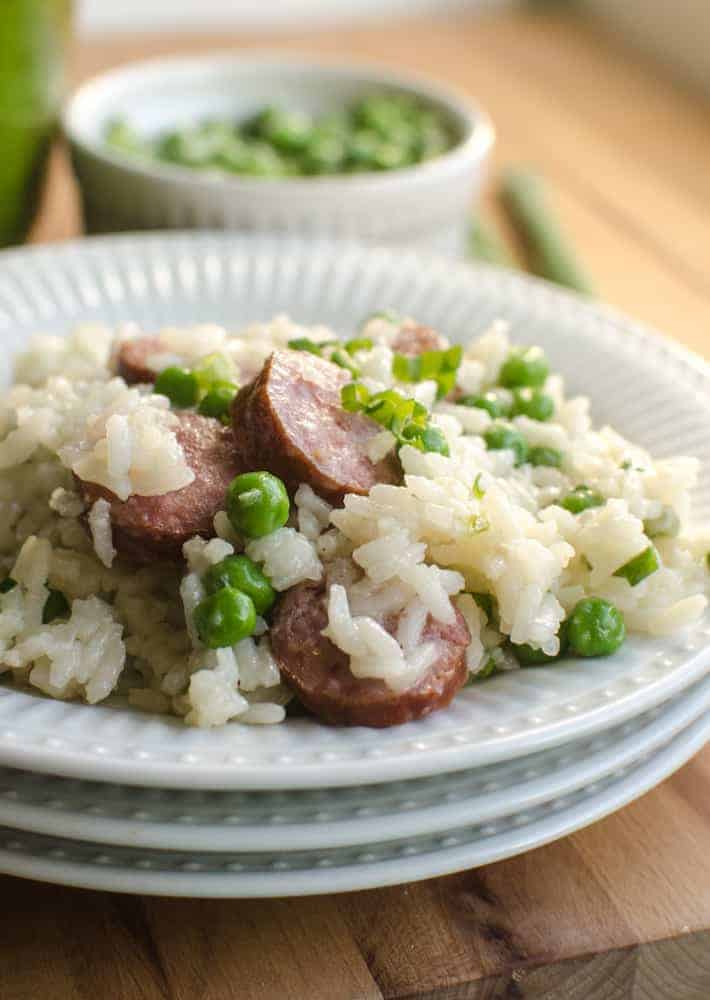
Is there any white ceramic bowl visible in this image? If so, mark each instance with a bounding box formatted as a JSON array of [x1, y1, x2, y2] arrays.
[[62, 53, 494, 255]]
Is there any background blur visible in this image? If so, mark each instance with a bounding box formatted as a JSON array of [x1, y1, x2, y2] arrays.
[[6, 0, 708, 346], [77, 0, 710, 95]]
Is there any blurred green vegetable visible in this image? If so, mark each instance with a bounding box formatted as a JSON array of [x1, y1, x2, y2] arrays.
[[501, 168, 593, 294], [106, 94, 456, 180], [469, 215, 514, 267]]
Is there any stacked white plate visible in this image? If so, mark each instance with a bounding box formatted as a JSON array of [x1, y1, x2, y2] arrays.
[[0, 233, 708, 897]]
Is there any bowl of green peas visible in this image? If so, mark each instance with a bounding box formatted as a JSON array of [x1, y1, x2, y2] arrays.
[[63, 52, 493, 254]]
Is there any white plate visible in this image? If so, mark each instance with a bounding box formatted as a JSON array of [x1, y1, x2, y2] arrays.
[[0, 712, 707, 897], [1, 233, 710, 789], [2, 675, 708, 852]]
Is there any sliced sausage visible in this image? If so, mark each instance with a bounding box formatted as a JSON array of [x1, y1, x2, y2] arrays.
[[270, 582, 470, 727], [391, 323, 448, 357], [116, 336, 165, 385], [77, 412, 240, 563], [231, 350, 399, 505]]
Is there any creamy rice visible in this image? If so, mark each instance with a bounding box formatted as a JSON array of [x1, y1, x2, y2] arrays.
[[0, 315, 707, 727]]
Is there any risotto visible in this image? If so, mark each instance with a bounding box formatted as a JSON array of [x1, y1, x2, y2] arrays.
[[0, 313, 707, 728]]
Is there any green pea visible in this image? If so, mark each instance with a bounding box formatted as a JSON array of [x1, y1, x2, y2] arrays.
[[301, 134, 346, 175], [227, 471, 290, 539], [415, 121, 451, 160], [197, 382, 238, 424], [213, 136, 258, 174], [457, 391, 511, 419], [257, 108, 313, 154], [643, 507, 680, 539], [159, 129, 215, 169], [560, 486, 604, 515], [528, 446, 563, 468], [566, 598, 625, 657], [483, 424, 529, 466], [43, 588, 70, 624], [613, 546, 659, 587], [202, 555, 276, 616], [193, 586, 256, 648], [240, 143, 290, 177], [0, 577, 16, 594], [353, 96, 406, 135], [346, 129, 381, 170], [106, 118, 150, 158], [154, 366, 200, 408], [499, 347, 549, 389], [511, 388, 555, 422], [372, 141, 410, 171]]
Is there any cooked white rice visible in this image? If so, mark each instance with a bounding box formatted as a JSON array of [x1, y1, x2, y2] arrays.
[[0, 315, 707, 727]]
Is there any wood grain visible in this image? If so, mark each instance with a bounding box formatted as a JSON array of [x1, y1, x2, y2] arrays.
[[7, 8, 710, 999]]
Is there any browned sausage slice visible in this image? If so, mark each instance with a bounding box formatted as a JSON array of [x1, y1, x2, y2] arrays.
[[391, 323, 448, 357], [77, 413, 240, 563], [116, 336, 165, 385], [270, 583, 470, 727], [231, 350, 399, 504]]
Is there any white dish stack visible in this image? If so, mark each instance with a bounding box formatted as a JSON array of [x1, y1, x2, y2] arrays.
[[0, 234, 708, 896]]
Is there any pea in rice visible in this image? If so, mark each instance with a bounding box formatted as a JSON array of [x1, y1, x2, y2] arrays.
[[0, 314, 707, 727]]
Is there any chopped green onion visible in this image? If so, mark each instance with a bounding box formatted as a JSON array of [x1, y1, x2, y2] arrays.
[[342, 383, 448, 457], [364, 391, 401, 427], [192, 352, 235, 393], [341, 383, 370, 412], [287, 337, 324, 356], [472, 473, 485, 499], [392, 345, 463, 400], [401, 423, 450, 457], [392, 353, 417, 382], [330, 349, 360, 377], [643, 507, 680, 539], [613, 546, 659, 587], [344, 337, 373, 355]]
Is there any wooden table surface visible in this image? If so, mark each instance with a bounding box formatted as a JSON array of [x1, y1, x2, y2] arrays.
[[4, 8, 710, 999]]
